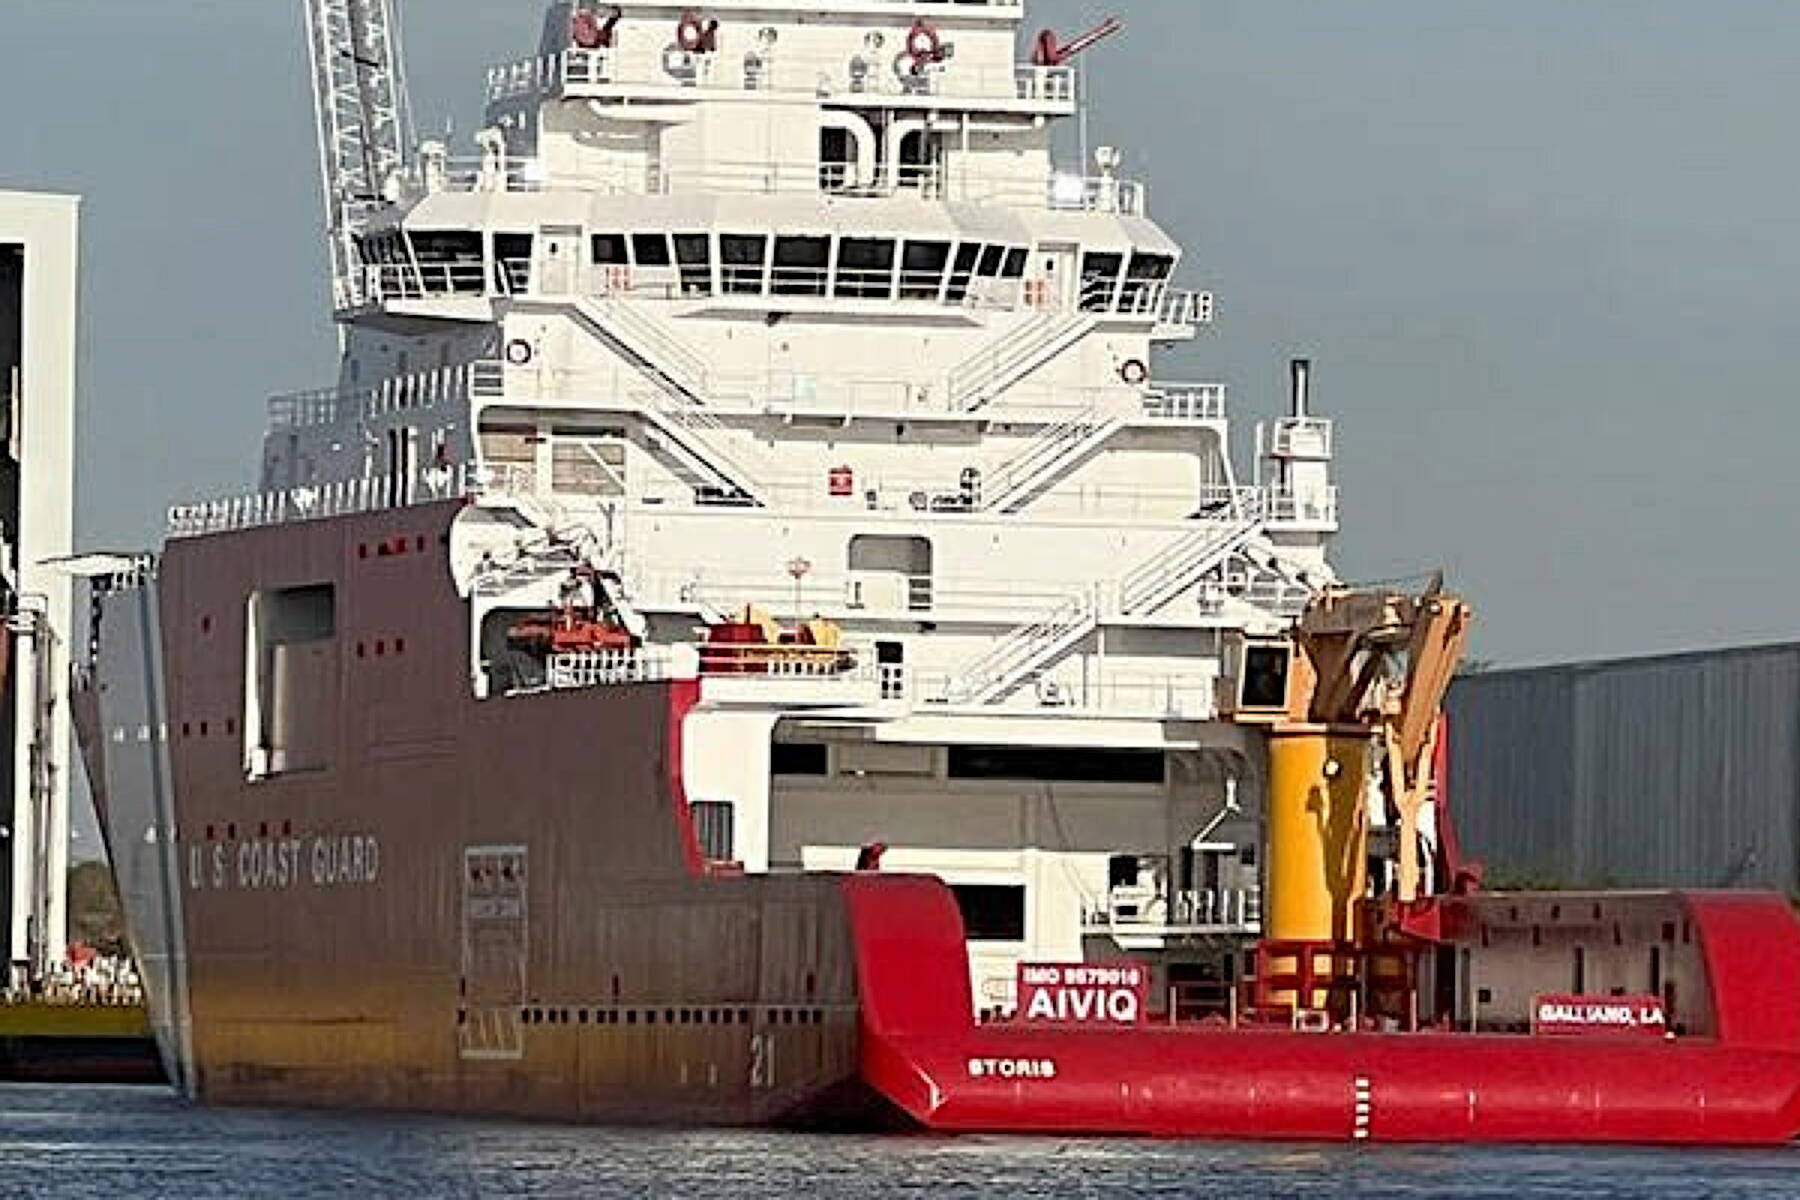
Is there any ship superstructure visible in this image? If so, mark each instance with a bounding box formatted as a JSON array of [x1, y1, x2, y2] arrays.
[[179, 0, 1339, 1008]]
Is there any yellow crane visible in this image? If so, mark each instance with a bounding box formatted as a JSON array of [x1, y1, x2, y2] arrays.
[[1234, 580, 1471, 1009]]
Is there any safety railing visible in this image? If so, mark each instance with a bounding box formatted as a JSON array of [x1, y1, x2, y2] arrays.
[[1265, 486, 1341, 526], [167, 464, 476, 539], [1045, 172, 1146, 216], [269, 363, 476, 429], [1153, 288, 1216, 331], [414, 144, 1144, 215], [630, 568, 1072, 620], [1083, 887, 1261, 933], [547, 649, 675, 689], [486, 47, 1068, 109], [1197, 578, 1316, 618], [1141, 384, 1227, 422]]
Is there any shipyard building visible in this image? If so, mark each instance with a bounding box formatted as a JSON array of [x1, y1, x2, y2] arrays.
[[0, 191, 79, 983], [1447, 644, 1800, 894]]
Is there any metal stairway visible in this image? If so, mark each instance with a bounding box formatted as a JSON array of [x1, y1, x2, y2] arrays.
[[1118, 493, 1268, 615], [979, 405, 1129, 512], [941, 497, 1268, 705], [946, 311, 1097, 412], [569, 298, 769, 505]]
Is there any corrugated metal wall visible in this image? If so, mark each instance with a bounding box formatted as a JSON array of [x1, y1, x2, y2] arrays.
[[1447, 645, 1800, 892]]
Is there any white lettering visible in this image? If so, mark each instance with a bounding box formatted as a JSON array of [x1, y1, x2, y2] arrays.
[[968, 1058, 1058, 1081], [183, 833, 384, 894]]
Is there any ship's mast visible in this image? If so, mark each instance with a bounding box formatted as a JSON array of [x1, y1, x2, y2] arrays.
[[303, 0, 413, 309]]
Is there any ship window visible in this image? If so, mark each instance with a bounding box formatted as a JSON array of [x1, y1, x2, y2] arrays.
[[244, 584, 338, 781], [772, 236, 830, 296], [772, 742, 829, 776], [1118, 252, 1174, 314], [899, 241, 950, 300], [493, 233, 534, 294], [1002, 248, 1029, 279], [1079, 251, 1124, 312], [819, 126, 853, 191], [836, 238, 895, 300], [976, 245, 1006, 278], [630, 233, 672, 267], [408, 230, 485, 295], [951, 885, 1026, 942], [690, 801, 735, 862], [672, 233, 713, 296], [591, 233, 628, 264], [720, 234, 769, 295], [947, 745, 1164, 785], [945, 243, 980, 304]]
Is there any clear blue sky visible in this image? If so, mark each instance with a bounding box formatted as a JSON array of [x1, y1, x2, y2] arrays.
[[3, 0, 1797, 666]]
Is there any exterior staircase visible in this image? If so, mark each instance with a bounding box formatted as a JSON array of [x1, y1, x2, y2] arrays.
[[940, 495, 1268, 705], [946, 311, 1096, 413], [568, 298, 769, 505], [979, 404, 1129, 512]]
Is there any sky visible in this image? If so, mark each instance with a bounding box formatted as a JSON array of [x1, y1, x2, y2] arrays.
[[2, 0, 1798, 670]]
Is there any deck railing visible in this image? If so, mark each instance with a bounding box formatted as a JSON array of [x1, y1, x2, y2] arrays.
[[486, 47, 1066, 109]]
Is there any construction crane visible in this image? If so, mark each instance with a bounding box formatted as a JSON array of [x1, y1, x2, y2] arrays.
[[303, 0, 414, 308]]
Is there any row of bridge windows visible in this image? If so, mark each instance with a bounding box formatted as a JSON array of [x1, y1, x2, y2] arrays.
[[359, 227, 1177, 312]]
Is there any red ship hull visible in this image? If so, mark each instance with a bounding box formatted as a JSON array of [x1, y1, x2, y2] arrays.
[[844, 881, 1800, 1144]]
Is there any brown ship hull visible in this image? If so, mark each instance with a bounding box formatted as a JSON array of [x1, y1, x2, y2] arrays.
[[95, 502, 882, 1126]]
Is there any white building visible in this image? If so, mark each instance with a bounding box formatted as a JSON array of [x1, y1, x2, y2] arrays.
[[0, 190, 80, 981]]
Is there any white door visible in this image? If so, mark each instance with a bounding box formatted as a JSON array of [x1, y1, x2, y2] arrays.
[[536, 225, 583, 296]]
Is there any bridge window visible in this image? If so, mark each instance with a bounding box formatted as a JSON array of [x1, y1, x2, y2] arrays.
[[492, 233, 534, 294], [1118, 252, 1174, 314], [591, 233, 628, 264], [408, 230, 485, 295], [1003, 248, 1029, 279], [1079, 251, 1124, 312], [945, 243, 981, 304], [836, 238, 895, 299], [772, 236, 830, 296], [630, 233, 672, 267], [952, 885, 1026, 943], [720, 234, 769, 295], [899, 241, 950, 300], [673, 233, 713, 296]]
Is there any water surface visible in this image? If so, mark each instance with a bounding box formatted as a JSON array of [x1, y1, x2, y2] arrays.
[[0, 1085, 1792, 1198]]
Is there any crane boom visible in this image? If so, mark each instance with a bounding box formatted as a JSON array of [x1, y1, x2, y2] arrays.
[[304, 0, 413, 308]]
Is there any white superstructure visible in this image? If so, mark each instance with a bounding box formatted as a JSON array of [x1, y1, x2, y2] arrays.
[[0, 190, 80, 981], [175, 1, 1344, 1010]]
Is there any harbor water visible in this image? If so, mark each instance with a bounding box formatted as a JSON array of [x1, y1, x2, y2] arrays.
[[0, 1084, 1794, 1198]]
